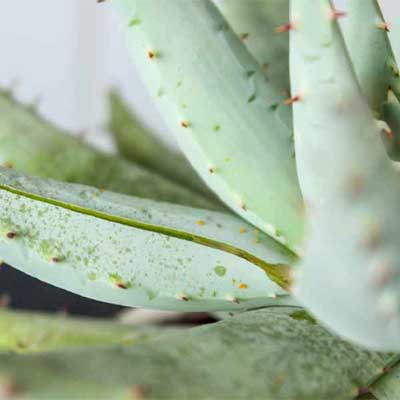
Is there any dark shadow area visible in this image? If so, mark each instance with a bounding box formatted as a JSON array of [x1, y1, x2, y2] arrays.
[[0, 264, 124, 317]]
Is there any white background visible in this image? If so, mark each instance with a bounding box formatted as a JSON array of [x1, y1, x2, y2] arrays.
[[0, 0, 399, 151]]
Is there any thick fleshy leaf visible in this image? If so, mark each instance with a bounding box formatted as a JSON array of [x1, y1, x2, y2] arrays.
[[344, 0, 400, 112], [216, 0, 290, 94], [0, 167, 294, 312], [113, 0, 304, 251], [290, 0, 400, 351], [392, 22, 400, 62], [0, 307, 392, 400], [369, 359, 400, 399], [381, 92, 400, 161], [0, 89, 217, 210], [289, 0, 386, 208], [344, 0, 400, 163], [0, 310, 169, 353], [108, 90, 215, 198]]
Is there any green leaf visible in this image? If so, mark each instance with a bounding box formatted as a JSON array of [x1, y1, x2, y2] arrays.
[[289, 0, 386, 208], [0, 167, 294, 311], [0, 89, 217, 210], [344, 0, 399, 112], [381, 92, 400, 161], [113, 0, 304, 251], [108, 90, 216, 199], [0, 307, 392, 400], [0, 310, 169, 354], [358, 395, 378, 400], [369, 359, 400, 399], [290, 0, 400, 351], [216, 0, 290, 94]]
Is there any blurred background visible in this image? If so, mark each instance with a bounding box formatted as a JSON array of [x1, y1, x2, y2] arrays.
[[0, 0, 170, 154], [0, 0, 399, 316], [1, 0, 399, 152]]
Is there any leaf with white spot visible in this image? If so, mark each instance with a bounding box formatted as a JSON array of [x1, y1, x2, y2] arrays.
[[0, 167, 294, 312]]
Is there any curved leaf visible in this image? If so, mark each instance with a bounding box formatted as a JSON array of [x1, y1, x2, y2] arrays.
[[113, 0, 304, 251], [369, 359, 400, 399], [0, 307, 392, 400], [216, 0, 290, 94], [108, 90, 215, 199], [0, 310, 168, 354], [289, 0, 387, 208], [344, 0, 399, 112], [290, 0, 400, 351], [0, 89, 217, 210], [381, 92, 400, 161], [0, 167, 294, 311]]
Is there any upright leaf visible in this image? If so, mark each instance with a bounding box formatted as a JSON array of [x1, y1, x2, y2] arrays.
[[290, 0, 400, 351], [381, 91, 400, 161], [216, 0, 290, 94], [113, 0, 304, 251], [345, 0, 400, 112], [108, 90, 215, 199]]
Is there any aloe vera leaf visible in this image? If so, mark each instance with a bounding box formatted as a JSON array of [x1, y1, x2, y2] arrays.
[[108, 90, 217, 199], [344, 0, 400, 112], [216, 0, 290, 94], [290, 0, 400, 351], [0, 307, 392, 400], [113, 0, 305, 251], [0, 167, 294, 312], [0, 89, 218, 210], [0, 309, 171, 354]]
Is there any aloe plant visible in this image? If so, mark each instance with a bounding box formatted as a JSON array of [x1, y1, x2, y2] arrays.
[[2, 0, 400, 398], [0, 307, 395, 400], [0, 89, 219, 210], [108, 90, 218, 199]]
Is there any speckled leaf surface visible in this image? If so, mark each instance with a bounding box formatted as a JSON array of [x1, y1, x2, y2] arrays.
[[0, 310, 169, 354], [370, 360, 400, 399], [108, 90, 215, 199], [0, 89, 216, 209], [290, 0, 400, 351], [113, 0, 304, 251], [0, 307, 392, 400], [216, 0, 290, 94], [0, 167, 294, 311]]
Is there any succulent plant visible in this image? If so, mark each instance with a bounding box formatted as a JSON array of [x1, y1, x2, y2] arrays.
[[0, 307, 395, 400], [2, 0, 400, 398]]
